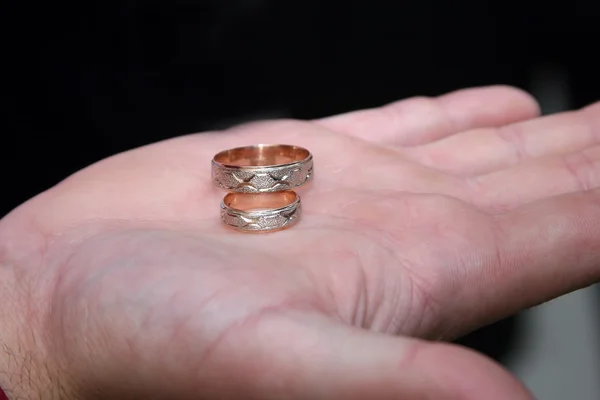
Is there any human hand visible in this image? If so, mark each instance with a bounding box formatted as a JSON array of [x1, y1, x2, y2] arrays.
[[1, 86, 599, 399]]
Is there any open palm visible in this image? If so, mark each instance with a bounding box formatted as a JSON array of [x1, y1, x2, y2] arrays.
[[1, 86, 599, 399]]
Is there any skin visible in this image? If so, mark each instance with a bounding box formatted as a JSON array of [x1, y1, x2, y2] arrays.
[[1, 85, 599, 399]]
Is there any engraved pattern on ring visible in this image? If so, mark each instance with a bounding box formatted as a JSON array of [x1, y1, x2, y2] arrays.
[[212, 156, 313, 193], [220, 197, 302, 231]]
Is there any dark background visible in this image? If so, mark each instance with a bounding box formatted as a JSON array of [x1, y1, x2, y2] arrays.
[[3, 0, 599, 371]]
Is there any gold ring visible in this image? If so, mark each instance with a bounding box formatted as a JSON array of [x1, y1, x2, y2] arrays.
[[220, 191, 302, 233], [211, 144, 313, 193]]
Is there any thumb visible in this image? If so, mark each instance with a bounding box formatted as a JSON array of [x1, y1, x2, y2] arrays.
[[212, 311, 534, 400], [80, 310, 534, 399]]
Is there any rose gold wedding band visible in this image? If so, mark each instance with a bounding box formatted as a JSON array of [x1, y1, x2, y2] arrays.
[[211, 144, 313, 193], [220, 191, 302, 232]]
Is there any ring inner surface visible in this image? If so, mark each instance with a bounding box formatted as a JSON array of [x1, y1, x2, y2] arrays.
[[224, 191, 297, 211], [214, 145, 309, 167]]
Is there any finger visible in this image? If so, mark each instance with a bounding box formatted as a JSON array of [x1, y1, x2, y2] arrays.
[[202, 312, 533, 400], [408, 101, 600, 177], [316, 85, 540, 146], [468, 145, 600, 212], [453, 188, 600, 335]]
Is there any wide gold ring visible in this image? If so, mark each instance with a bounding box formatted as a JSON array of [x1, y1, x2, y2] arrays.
[[211, 144, 313, 193], [220, 191, 302, 232]]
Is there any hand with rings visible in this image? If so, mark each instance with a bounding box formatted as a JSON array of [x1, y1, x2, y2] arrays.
[[1, 86, 600, 399]]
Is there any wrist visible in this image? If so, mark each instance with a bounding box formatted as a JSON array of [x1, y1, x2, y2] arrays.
[[0, 282, 44, 398], [0, 209, 80, 399], [0, 266, 74, 399]]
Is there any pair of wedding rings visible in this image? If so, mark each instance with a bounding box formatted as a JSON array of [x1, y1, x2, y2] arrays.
[[211, 144, 313, 233]]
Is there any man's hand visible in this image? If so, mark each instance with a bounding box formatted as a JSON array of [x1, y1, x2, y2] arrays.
[[1, 85, 599, 399]]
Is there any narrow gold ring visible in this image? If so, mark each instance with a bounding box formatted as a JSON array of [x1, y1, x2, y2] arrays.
[[211, 144, 313, 193], [220, 191, 302, 232]]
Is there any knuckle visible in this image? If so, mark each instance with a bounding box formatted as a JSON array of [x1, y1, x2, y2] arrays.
[[562, 147, 600, 191], [495, 124, 528, 163]]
